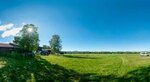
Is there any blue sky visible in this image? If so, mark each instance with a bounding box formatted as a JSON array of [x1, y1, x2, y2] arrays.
[[0, 0, 150, 51]]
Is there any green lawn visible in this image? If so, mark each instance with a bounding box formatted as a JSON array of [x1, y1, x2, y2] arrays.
[[42, 54, 150, 81], [1, 54, 150, 82]]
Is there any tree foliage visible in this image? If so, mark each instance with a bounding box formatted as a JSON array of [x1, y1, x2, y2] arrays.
[[13, 24, 39, 52], [43, 45, 50, 49], [49, 35, 62, 54]]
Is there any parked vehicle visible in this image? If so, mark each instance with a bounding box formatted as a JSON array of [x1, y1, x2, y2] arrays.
[[140, 51, 149, 56], [40, 49, 51, 55]]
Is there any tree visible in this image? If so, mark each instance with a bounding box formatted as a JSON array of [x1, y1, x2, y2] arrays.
[[43, 45, 50, 49], [49, 34, 62, 54], [13, 24, 39, 52]]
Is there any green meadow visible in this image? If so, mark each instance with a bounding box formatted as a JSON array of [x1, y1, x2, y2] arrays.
[[1, 54, 150, 82]]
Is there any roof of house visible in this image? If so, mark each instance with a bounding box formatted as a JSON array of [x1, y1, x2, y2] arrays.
[[0, 43, 14, 48]]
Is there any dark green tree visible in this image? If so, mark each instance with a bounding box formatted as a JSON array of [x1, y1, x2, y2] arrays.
[[13, 24, 39, 52], [43, 45, 50, 49], [49, 35, 62, 54]]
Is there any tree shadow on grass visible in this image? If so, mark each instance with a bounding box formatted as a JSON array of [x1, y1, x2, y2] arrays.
[[63, 55, 98, 59], [1, 56, 150, 82], [79, 66, 150, 82], [0, 56, 80, 82], [119, 66, 150, 82]]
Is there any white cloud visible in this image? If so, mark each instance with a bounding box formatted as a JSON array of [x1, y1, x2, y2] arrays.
[[0, 23, 14, 31], [1, 27, 22, 38]]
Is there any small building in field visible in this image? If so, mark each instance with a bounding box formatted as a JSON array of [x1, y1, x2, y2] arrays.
[[140, 51, 149, 56], [0, 43, 15, 53]]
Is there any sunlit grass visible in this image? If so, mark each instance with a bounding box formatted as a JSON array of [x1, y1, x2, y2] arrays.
[[0, 61, 6, 68], [41, 54, 150, 76]]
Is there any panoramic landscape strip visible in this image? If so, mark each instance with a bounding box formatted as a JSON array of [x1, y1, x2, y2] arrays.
[[1, 0, 150, 82]]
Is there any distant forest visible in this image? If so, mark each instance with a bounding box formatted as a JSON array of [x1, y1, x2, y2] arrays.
[[63, 51, 144, 54]]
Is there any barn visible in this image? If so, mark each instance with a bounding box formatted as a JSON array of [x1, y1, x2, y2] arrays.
[[0, 43, 16, 53]]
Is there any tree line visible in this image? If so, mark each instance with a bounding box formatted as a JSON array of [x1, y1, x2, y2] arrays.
[[63, 51, 140, 54]]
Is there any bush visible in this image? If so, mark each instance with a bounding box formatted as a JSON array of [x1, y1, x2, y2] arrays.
[[0, 51, 35, 59]]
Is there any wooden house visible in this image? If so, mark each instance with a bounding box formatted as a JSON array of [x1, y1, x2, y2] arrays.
[[0, 43, 15, 53]]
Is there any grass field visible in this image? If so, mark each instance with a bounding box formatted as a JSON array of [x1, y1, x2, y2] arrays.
[[1, 54, 150, 82], [42, 54, 150, 75]]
